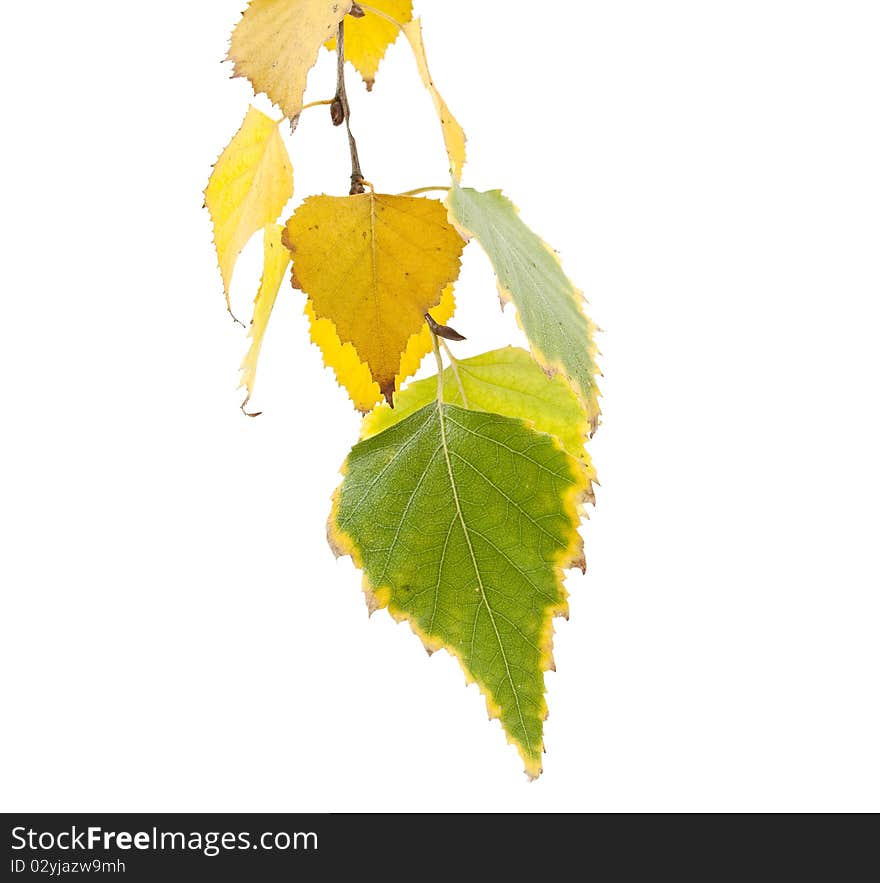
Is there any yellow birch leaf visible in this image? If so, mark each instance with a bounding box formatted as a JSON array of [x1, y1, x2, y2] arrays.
[[239, 225, 291, 415], [402, 18, 466, 180], [228, 0, 353, 120], [325, 1, 413, 89], [305, 285, 456, 412], [282, 194, 465, 402], [205, 107, 293, 316]]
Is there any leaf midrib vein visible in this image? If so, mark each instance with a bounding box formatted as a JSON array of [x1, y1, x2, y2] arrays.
[[369, 193, 387, 376], [436, 404, 533, 758]]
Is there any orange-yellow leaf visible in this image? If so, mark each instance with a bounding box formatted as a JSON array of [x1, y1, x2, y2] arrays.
[[305, 285, 456, 412], [402, 18, 466, 180], [325, 0, 413, 88], [204, 107, 293, 315], [282, 194, 464, 402], [239, 225, 291, 415], [228, 0, 353, 120]]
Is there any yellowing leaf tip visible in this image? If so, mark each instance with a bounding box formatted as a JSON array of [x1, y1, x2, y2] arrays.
[[402, 17, 467, 180]]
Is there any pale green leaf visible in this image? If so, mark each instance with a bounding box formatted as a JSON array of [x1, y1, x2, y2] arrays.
[[363, 347, 593, 470], [447, 185, 601, 429]]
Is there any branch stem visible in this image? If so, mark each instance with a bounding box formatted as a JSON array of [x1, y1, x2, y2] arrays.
[[336, 20, 365, 194]]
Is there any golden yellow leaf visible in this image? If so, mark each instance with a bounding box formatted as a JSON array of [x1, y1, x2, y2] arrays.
[[205, 107, 293, 316], [283, 193, 465, 402], [306, 285, 456, 412], [325, 1, 412, 89], [402, 18, 466, 180], [228, 0, 353, 120], [239, 225, 291, 415]]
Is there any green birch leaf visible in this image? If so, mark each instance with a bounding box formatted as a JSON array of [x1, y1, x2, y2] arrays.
[[362, 347, 593, 469], [447, 185, 601, 430], [330, 402, 590, 777]]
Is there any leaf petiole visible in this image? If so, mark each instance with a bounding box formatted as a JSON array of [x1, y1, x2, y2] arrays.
[[440, 339, 469, 408], [431, 331, 445, 405], [431, 332, 469, 408], [300, 99, 336, 111], [397, 186, 451, 197], [358, 3, 404, 30]]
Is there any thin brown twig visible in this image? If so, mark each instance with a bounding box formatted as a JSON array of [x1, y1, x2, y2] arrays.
[[335, 20, 365, 194]]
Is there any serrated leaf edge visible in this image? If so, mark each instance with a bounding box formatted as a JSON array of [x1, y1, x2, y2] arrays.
[[204, 106, 293, 317], [303, 286, 458, 413], [238, 224, 291, 414], [226, 0, 353, 122], [324, 1, 412, 91]]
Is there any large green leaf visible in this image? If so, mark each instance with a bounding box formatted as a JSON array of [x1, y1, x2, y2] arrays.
[[447, 185, 601, 429], [363, 347, 593, 469], [330, 402, 589, 777]]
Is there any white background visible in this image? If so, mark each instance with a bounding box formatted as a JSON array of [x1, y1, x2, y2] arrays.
[[2, 1, 878, 812]]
